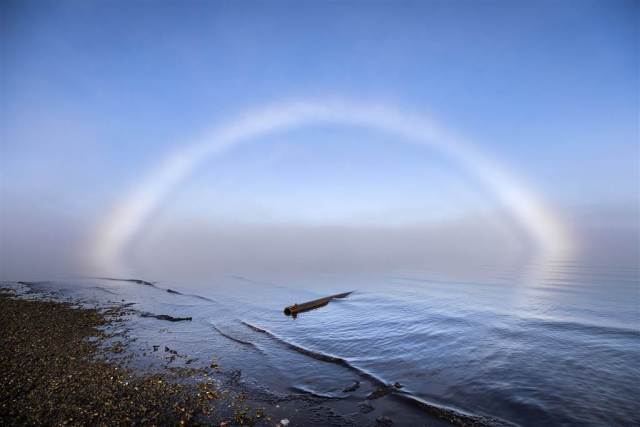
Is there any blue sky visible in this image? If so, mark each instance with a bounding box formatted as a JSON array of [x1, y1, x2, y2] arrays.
[[1, 0, 638, 277]]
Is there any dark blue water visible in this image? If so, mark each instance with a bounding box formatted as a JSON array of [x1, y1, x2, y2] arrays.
[[9, 257, 639, 426]]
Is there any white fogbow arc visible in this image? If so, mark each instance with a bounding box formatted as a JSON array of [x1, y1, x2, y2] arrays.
[[91, 99, 571, 272]]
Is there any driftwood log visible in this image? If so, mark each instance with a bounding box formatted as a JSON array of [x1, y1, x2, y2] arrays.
[[284, 291, 352, 316]]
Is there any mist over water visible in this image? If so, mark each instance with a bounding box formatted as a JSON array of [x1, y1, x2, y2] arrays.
[[2, 144, 638, 427], [3, 175, 637, 426]]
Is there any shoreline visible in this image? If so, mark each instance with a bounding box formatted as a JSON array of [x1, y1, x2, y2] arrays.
[[0, 281, 508, 427], [0, 287, 275, 426], [0, 284, 453, 427]]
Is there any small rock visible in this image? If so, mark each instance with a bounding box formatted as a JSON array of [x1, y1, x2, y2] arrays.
[[367, 386, 392, 400], [280, 419, 290, 426], [343, 380, 360, 392], [229, 369, 241, 384], [376, 416, 394, 426], [358, 402, 374, 413]]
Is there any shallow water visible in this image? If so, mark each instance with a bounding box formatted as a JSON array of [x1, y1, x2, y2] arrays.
[[12, 257, 639, 426]]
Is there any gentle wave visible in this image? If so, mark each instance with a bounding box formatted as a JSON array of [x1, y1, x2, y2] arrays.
[[520, 317, 640, 340], [240, 321, 513, 427], [211, 324, 263, 351], [240, 321, 383, 380], [89, 277, 217, 303], [288, 385, 343, 400]]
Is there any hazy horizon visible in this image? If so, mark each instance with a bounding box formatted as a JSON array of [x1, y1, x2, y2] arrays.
[[1, 0, 638, 281]]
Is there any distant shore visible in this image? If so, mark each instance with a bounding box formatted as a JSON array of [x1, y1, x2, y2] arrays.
[[0, 287, 273, 426]]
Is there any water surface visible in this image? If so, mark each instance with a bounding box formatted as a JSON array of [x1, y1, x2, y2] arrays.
[[12, 257, 639, 426]]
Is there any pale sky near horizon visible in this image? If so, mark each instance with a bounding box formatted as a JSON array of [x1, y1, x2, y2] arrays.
[[1, 0, 638, 278]]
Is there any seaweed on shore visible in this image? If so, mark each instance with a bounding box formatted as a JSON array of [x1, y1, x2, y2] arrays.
[[140, 312, 193, 322]]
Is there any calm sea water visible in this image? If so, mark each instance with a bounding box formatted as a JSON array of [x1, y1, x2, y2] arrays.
[[11, 257, 639, 426]]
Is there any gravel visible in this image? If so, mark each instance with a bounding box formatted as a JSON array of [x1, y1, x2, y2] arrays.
[[0, 288, 268, 426]]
